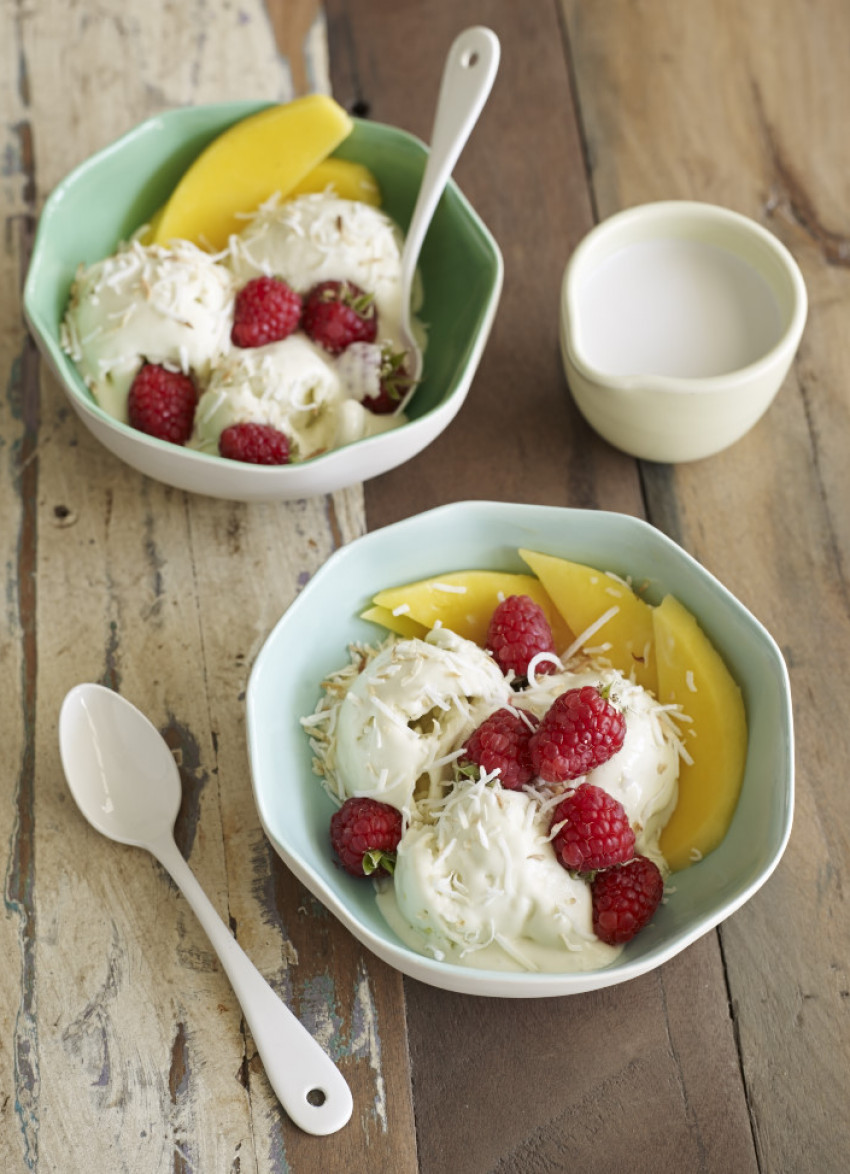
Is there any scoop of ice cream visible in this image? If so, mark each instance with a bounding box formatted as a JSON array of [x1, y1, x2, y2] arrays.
[[60, 239, 234, 420], [190, 333, 401, 458], [227, 193, 417, 348], [522, 665, 680, 866], [386, 778, 621, 970], [330, 628, 512, 814]]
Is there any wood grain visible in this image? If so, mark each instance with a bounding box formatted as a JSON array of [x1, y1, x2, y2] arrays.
[[1, 1, 417, 1170], [561, 2, 850, 1171]]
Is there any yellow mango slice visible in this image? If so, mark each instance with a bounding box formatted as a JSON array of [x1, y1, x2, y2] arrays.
[[360, 605, 429, 641], [136, 159, 380, 246], [371, 571, 573, 650], [654, 594, 747, 871], [152, 95, 353, 250], [519, 550, 657, 693], [288, 158, 381, 205]]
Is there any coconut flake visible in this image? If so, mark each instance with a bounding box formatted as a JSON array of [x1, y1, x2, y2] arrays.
[[561, 605, 621, 663]]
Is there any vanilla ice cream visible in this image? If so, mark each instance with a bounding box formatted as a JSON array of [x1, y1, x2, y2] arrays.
[[227, 192, 423, 351], [378, 778, 621, 972], [304, 628, 682, 974], [62, 192, 422, 461], [307, 628, 511, 814], [190, 333, 398, 458], [61, 239, 234, 420]]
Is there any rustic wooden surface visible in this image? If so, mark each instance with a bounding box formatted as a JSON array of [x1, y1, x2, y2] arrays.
[[1, 0, 847, 1170]]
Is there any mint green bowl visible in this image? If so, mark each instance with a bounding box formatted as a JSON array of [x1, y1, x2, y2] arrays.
[[24, 103, 502, 501], [247, 501, 794, 998]]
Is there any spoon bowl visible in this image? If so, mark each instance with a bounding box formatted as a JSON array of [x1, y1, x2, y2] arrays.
[[60, 682, 181, 847], [58, 682, 353, 1135]]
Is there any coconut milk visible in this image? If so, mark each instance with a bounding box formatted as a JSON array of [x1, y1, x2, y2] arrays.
[[577, 239, 784, 379]]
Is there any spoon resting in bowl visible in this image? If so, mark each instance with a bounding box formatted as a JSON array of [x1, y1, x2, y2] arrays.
[[58, 682, 353, 1136], [395, 25, 500, 414]]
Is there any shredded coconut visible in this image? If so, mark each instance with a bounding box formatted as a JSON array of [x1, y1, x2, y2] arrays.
[[561, 605, 621, 662]]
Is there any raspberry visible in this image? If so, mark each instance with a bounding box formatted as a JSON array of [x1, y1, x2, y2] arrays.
[[591, 855, 664, 945], [302, 280, 378, 354], [219, 422, 290, 465], [127, 363, 197, 445], [361, 346, 415, 414], [461, 707, 540, 790], [231, 276, 302, 348], [486, 595, 557, 677], [550, 783, 635, 872], [530, 685, 626, 783], [330, 796, 403, 878]]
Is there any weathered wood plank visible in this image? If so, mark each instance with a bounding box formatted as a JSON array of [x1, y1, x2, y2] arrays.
[[2, 7, 52, 1167], [327, 3, 758, 1172], [562, 1, 850, 1171], [0, 0, 416, 1169], [1, 169, 39, 1174]]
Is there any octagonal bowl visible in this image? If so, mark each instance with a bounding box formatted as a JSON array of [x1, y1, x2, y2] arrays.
[[246, 500, 793, 997]]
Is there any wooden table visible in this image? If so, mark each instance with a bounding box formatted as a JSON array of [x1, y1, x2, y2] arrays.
[[2, 1, 847, 1170]]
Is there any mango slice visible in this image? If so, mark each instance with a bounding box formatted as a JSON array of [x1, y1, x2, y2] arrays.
[[653, 594, 747, 871], [370, 571, 573, 650], [137, 158, 380, 247], [152, 95, 354, 251], [360, 605, 429, 641], [519, 550, 657, 693], [288, 158, 381, 205]]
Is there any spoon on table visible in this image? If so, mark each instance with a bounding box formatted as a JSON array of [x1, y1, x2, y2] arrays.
[[394, 25, 500, 414], [58, 682, 353, 1136]]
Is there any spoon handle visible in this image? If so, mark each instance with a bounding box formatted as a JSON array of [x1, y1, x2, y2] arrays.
[[151, 835, 353, 1135], [400, 26, 501, 292]]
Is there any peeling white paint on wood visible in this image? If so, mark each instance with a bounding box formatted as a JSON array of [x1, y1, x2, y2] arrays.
[[0, 1, 420, 1170]]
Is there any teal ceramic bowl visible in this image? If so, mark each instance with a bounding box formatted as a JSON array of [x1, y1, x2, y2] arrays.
[[247, 501, 793, 998], [24, 103, 502, 502]]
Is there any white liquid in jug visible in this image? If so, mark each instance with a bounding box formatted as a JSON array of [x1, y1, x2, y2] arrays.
[[577, 239, 783, 379]]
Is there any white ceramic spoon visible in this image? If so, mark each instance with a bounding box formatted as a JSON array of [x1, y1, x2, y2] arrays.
[[58, 682, 353, 1136], [394, 25, 500, 413]]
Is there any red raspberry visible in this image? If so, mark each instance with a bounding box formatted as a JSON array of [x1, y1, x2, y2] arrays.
[[330, 796, 403, 878], [550, 783, 635, 872], [486, 595, 557, 677], [231, 276, 302, 348], [362, 346, 415, 414], [591, 855, 664, 945], [530, 685, 626, 783], [302, 280, 378, 354], [127, 363, 197, 444], [461, 707, 540, 790], [219, 422, 290, 465]]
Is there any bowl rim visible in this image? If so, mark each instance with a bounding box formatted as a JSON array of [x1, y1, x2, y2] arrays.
[[561, 199, 808, 395], [23, 102, 504, 495], [246, 499, 795, 997]]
